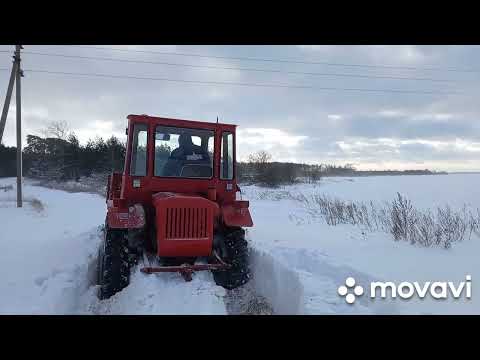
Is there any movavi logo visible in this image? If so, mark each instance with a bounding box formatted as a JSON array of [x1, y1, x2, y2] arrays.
[[338, 276, 472, 304]]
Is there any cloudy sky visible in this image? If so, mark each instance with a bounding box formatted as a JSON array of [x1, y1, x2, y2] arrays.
[[0, 45, 479, 172]]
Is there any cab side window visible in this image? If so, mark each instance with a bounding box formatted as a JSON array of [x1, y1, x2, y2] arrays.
[[130, 123, 148, 176], [220, 132, 233, 180]]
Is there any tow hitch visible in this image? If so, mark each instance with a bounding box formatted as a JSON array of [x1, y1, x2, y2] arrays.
[[140, 251, 231, 282]]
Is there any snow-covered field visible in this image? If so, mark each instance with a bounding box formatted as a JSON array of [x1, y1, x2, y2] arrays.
[[243, 173, 480, 314], [0, 174, 479, 314]]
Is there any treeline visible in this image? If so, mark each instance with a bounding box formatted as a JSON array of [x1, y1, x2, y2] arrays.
[[0, 134, 125, 180], [349, 170, 448, 176], [26, 134, 125, 180], [238, 161, 327, 186], [236, 150, 356, 187]]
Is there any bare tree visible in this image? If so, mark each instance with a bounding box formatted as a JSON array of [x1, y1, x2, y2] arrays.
[[41, 120, 70, 140], [37, 120, 71, 178], [248, 150, 272, 164], [247, 150, 272, 185]]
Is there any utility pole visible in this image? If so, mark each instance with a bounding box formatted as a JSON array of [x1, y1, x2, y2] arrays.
[[0, 52, 17, 143], [0, 45, 23, 207], [15, 45, 23, 208]]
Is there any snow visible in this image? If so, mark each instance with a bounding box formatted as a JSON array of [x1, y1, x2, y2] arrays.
[[1, 174, 479, 314], [0, 178, 226, 315], [79, 270, 226, 315]]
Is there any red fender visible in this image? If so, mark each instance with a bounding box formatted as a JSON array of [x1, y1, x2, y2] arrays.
[[106, 203, 146, 229], [222, 200, 253, 227]]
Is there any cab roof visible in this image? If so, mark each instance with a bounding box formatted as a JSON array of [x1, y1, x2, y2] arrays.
[[127, 114, 237, 131]]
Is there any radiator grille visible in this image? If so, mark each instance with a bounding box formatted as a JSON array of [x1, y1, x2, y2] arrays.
[[165, 207, 208, 239]]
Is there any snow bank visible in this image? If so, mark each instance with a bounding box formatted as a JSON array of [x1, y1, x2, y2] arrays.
[[0, 177, 105, 314], [249, 246, 304, 314]]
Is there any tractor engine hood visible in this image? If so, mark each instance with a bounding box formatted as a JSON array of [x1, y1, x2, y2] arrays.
[[152, 192, 219, 257]]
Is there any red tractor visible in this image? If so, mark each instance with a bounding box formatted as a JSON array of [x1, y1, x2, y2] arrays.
[[97, 114, 253, 299]]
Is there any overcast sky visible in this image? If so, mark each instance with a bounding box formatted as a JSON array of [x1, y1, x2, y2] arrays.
[[0, 45, 479, 171]]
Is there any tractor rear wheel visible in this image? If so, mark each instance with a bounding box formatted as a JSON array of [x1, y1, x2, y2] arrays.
[[98, 228, 131, 300], [212, 228, 250, 290]]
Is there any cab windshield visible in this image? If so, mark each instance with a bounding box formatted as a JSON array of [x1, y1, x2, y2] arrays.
[[154, 126, 214, 178]]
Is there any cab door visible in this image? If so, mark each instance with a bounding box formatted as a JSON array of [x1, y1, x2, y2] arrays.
[[218, 130, 236, 204], [123, 122, 150, 203]]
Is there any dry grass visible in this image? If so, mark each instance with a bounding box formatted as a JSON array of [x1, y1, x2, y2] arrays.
[[0, 185, 13, 192], [0, 194, 45, 213], [295, 192, 480, 249], [28, 197, 45, 212], [32, 173, 108, 198]]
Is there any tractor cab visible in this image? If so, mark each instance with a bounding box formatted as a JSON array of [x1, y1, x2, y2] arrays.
[[100, 115, 253, 299], [117, 114, 241, 206]]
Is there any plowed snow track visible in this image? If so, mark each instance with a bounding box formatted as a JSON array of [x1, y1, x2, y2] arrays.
[[81, 250, 275, 315]]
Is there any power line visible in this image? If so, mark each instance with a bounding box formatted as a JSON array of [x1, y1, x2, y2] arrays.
[[65, 45, 477, 73], [22, 51, 455, 83], [23, 68, 463, 95]]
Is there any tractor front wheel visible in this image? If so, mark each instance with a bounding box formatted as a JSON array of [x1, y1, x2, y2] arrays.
[[98, 228, 131, 300], [212, 228, 250, 290]]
